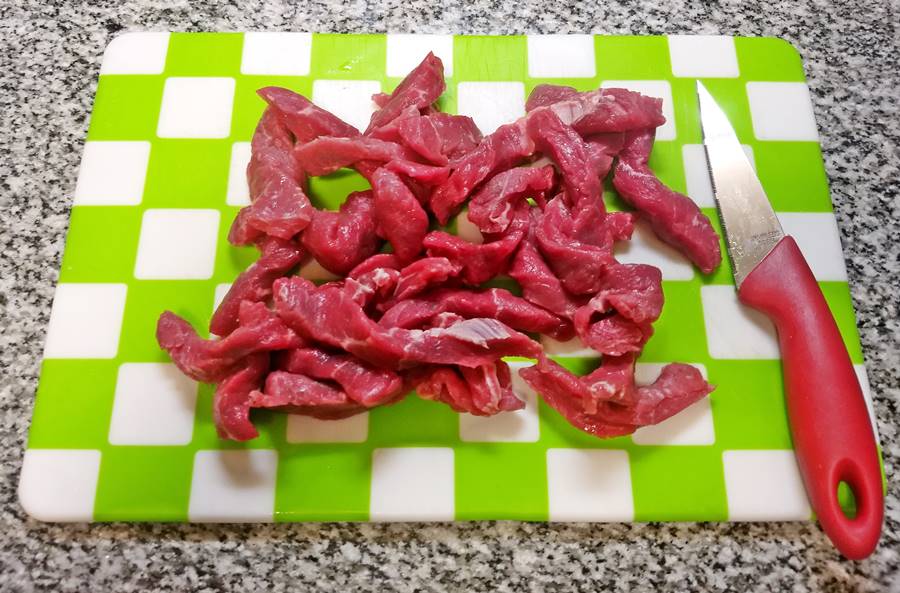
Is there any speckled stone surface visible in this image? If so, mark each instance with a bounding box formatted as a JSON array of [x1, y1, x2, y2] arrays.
[[1, 1, 898, 591]]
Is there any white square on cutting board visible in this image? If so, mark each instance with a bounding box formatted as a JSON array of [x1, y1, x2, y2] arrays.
[[701, 285, 780, 359], [74, 141, 151, 206], [312, 80, 381, 132], [546, 449, 633, 521], [157, 77, 235, 139], [614, 218, 695, 280], [19, 449, 102, 522], [459, 361, 540, 443], [226, 142, 251, 206], [601, 80, 675, 141], [386, 34, 454, 77], [456, 81, 526, 135], [541, 335, 598, 358], [632, 363, 715, 446], [527, 35, 596, 78], [134, 209, 220, 280], [189, 450, 278, 522], [746, 82, 819, 141], [682, 143, 755, 208], [370, 448, 454, 521], [100, 32, 170, 75], [722, 450, 811, 521], [287, 413, 369, 443], [667, 35, 739, 78], [108, 363, 197, 446], [241, 32, 312, 76], [777, 213, 848, 281], [43, 283, 127, 359]]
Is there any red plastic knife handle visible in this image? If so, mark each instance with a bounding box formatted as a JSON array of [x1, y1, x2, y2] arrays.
[[739, 236, 883, 559]]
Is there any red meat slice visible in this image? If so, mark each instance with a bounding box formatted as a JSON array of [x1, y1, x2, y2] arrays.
[[430, 121, 536, 224], [534, 197, 620, 295], [249, 371, 366, 419], [392, 113, 483, 164], [293, 137, 420, 176], [423, 204, 529, 285], [348, 253, 401, 278], [344, 266, 401, 309], [573, 263, 663, 355], [273, 277, 540, 369], [278, 347, 404, 407], [300, 190, 381, 275], [210, 236, 304, 336], [467, 165, 555, 234], [371, 167, 429, 264], [258, 86, 360, 142], [379, 287, 573, 340], [508, 213, 585, 320], [546, 88, 666, 136], [612, 129, 722, 273], [411, 360, 523, 416], [606, 363, 713, 426], [383, 159, 450, 185], [392, 257, 462, 301], [526, 84, 580, 111], [526, 109, 601, 210], [157, 301, 301, 383], [366, 52, 446, 133], [213, 352, 270, 441]]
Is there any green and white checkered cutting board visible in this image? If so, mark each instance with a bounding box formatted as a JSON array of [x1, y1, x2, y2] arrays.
[[19, 33, 880, 523]]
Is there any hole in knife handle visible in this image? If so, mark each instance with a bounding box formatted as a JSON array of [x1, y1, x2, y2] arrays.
[[837, 480, 858, 520]]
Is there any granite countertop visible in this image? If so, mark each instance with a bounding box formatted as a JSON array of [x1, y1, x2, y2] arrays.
[[1, 1, 898, 591]]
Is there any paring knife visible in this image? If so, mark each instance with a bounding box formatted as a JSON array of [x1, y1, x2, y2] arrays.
[[696, 81, 883, 559]]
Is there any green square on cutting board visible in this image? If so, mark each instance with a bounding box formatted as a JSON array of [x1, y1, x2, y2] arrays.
[[29, 360, 119, 449], [164, 32, 243, 77], [21, 33, 879, 524], [59, 207, 142, 283], [93, 447, 194, 521], [87, 76, 165, 140], [309, 34, 387, 80]]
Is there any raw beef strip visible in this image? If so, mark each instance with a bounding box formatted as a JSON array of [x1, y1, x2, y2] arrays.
[[423, 204, 529, 285], [371, 168, 430, 264], [384, 159, 450, 185], [278, 347, 404, 406], [430, 121, 536, 224], [534, 197, 619, 295], [392, 257, 462, 301], [210, 237, 304, 336], [604, 363, 713, 426], [467, 165, 555, 234], [518, 357, 638, 438], [348, 253, 401, 278], [379, 287, 573, 340], [584, 132, 627, 179], [300, 190, 381, 275], [273, 277, 541, 369], [394, 113, 483, 164], [371, 92, 391, 108], [344, 266, 401, 308], [246, 108, 313, 237], [612, 129, 722, 274], [213, 352, 270, 441], [227, 206, 265, 246], [526, 109, 602, 210], [546, 88, 666, 136], [293, 137, 420, 176], [157, 302, 300, 383], [411, 360, 524, 416], [249, 371, 366, 419], [573, 263, 663, 355], [366, 52, 446, 133], [526, 84, 580, 112], [258, 86, 360, 142], [508, 213, 584, 320]]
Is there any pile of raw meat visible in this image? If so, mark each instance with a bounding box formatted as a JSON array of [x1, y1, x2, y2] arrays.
[[157, 53, 722, 441]]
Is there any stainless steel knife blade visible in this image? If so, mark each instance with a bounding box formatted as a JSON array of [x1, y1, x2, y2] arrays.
[[696, 81, 784, 287]]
